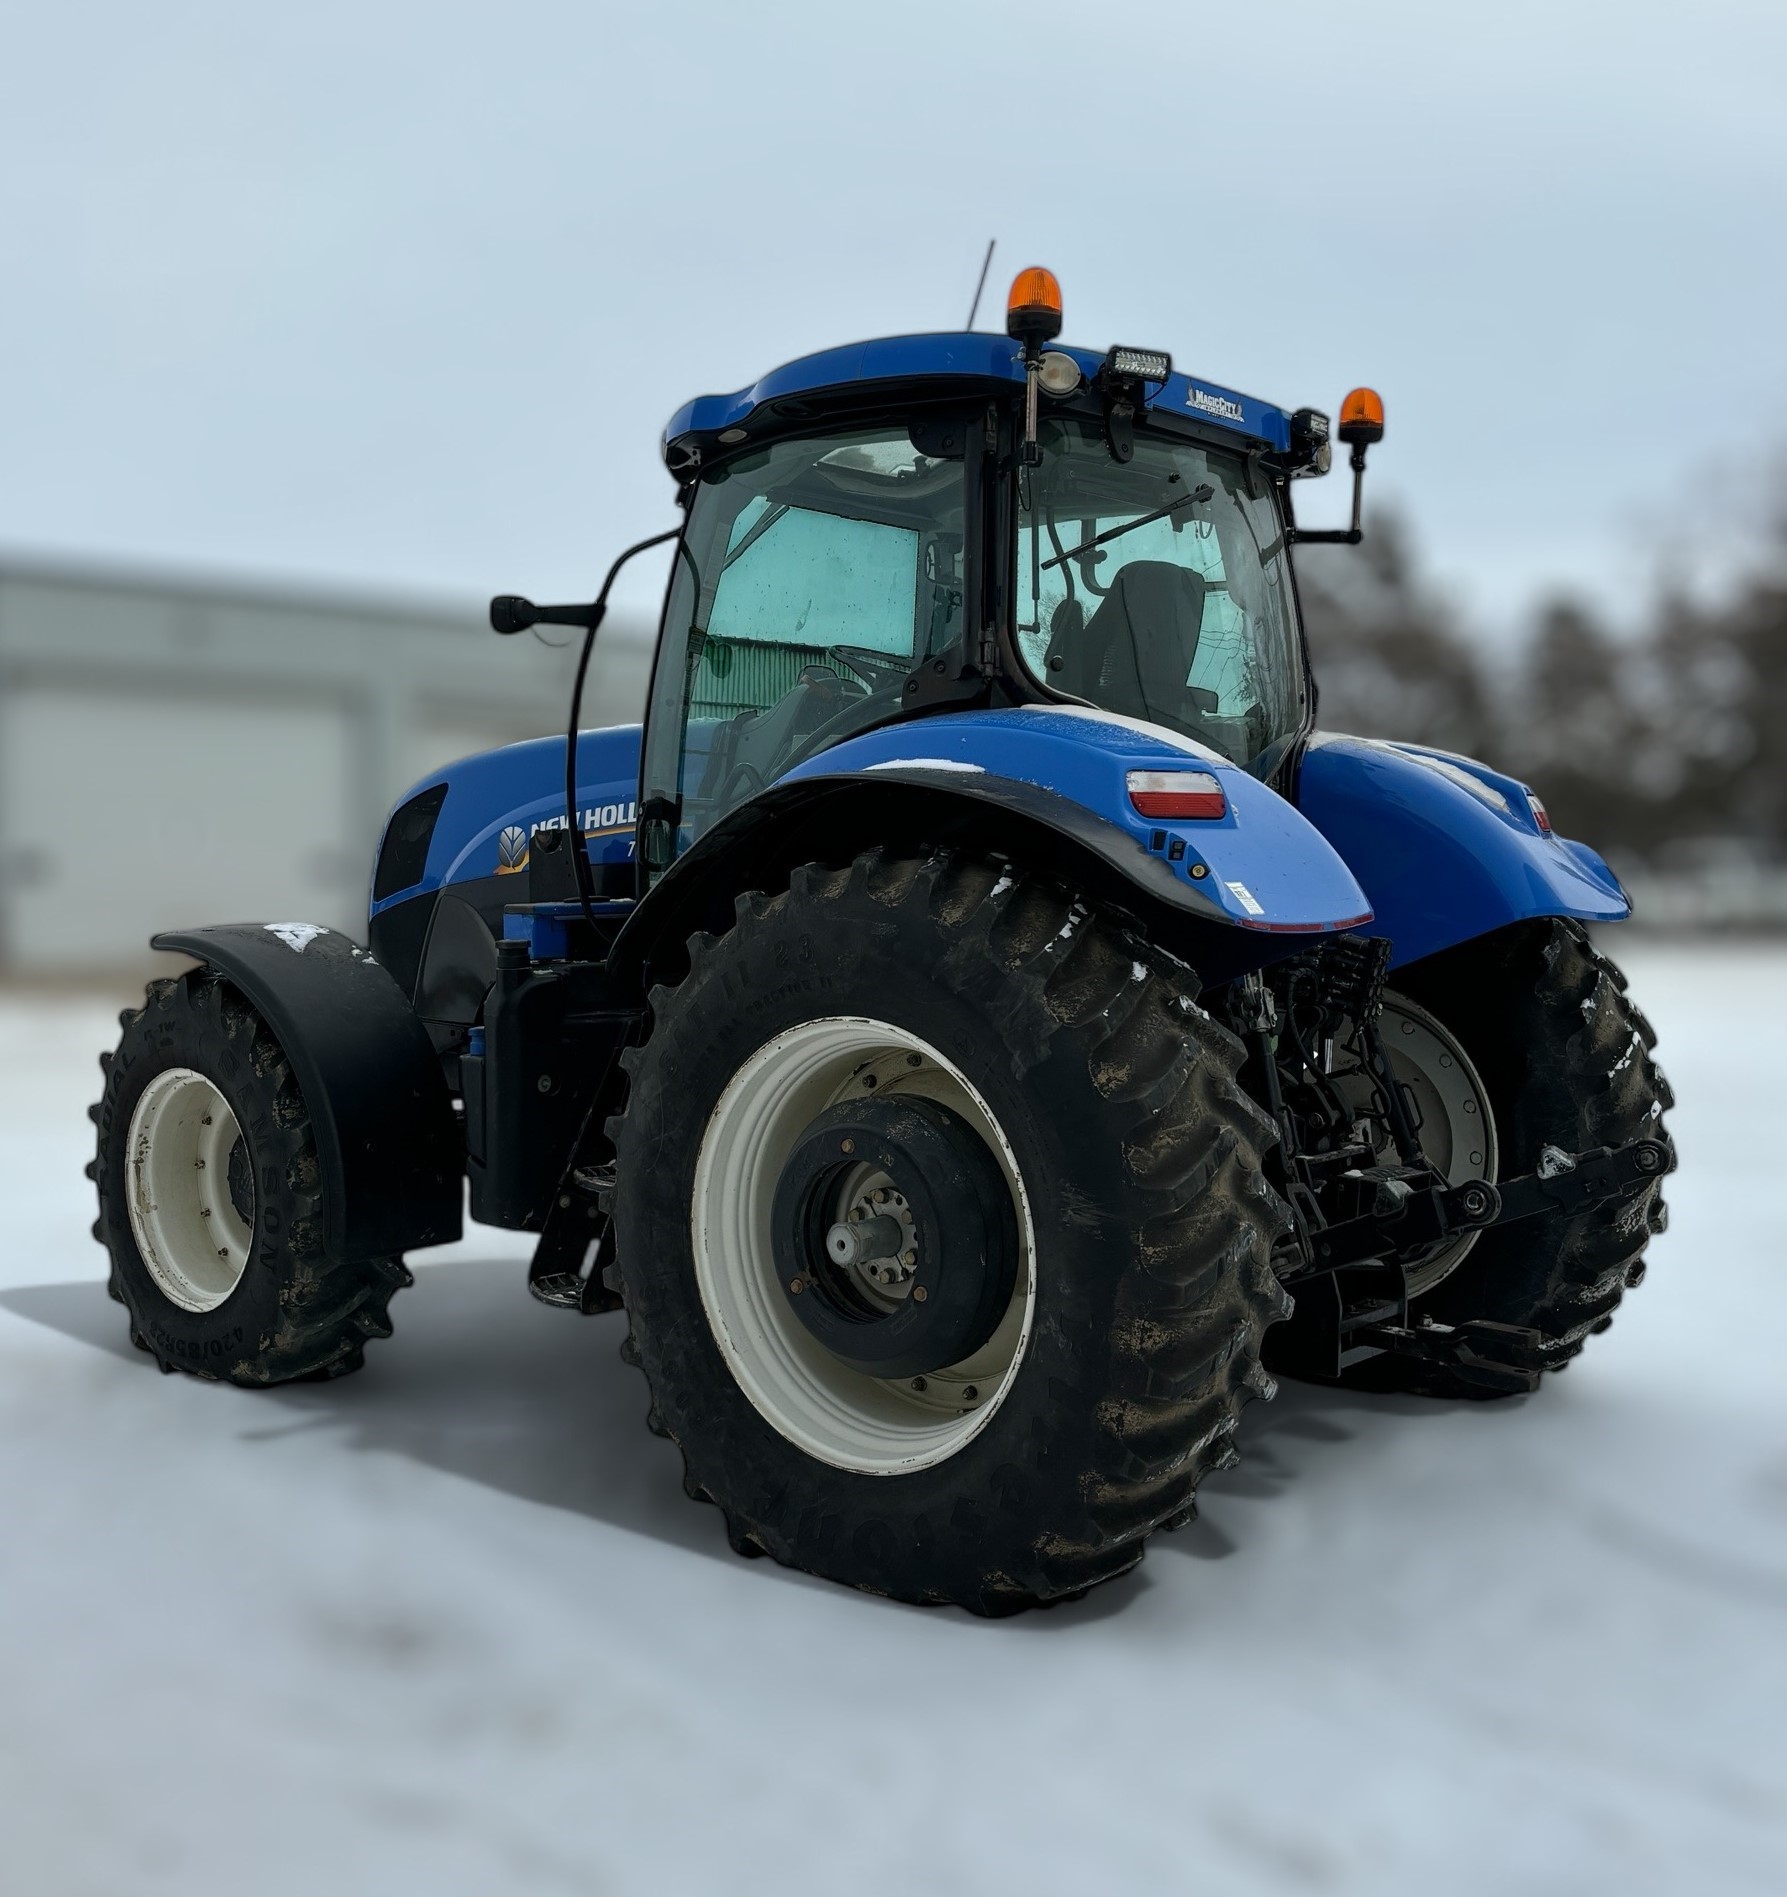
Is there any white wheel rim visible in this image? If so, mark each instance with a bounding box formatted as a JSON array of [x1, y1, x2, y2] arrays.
[[1333, 996, 1499, 1298], [691, 1017, 1036, 1475], [125, 1067, 255, 1313]]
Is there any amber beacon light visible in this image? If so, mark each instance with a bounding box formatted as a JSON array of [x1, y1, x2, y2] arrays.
[[1338, 386, 1385, 446], [1294, 386, 1385, 545], [1006, 267, 1063, 352]]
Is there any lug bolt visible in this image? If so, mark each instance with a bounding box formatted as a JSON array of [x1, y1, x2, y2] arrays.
[[901, 1249, 916, 1266], [873, 1188, 889, 1205], [849, 1206, 866, 1222], [906, 1053, 922, 1068], [840, 1138, 855, 1154], [911, 1376, 928, 1392], [913, 1286, 927, 1303], [963, 1385, 979, 1402], [788, 1277, 805, 1295], [537, 1074, 554, 1094]]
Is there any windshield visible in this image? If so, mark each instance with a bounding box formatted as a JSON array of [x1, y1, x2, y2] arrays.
[[641, 424, 968, 865], [1016, 419, 1305, 773]]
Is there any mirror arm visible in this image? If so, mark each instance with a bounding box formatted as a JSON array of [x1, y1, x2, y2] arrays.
[[1289, 444, 1370, 546]]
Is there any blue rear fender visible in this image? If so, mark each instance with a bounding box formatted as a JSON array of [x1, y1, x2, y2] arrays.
[[1295, 734, 1629, 970], [777, 705, 1372, 936]]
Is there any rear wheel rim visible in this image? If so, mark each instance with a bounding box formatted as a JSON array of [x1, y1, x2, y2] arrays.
[[691, 1017, 1036, 1475], [125, 1067, 255, 1313], [1334, 995, 1498, 1298]]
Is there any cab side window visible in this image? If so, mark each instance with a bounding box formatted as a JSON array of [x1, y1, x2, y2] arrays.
[[645, 428, 968, 860], [692, 503, 920, 722]]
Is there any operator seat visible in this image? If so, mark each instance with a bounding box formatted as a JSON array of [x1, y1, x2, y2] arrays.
[[1070, 560, 1212, 726]]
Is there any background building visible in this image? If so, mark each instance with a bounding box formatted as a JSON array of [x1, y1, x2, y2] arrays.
[[0, 558, 653, 974]]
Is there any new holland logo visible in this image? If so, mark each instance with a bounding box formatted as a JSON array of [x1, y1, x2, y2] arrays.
[[1187, 386, 1246, 424]]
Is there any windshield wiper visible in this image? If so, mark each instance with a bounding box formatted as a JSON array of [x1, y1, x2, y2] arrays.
[[722, 502, 790, 572], [1041, 484, 1214, 572]]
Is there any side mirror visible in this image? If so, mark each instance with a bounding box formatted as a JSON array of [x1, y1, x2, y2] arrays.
[[489, 595, 600, 635], [490, 594, 539, 635]]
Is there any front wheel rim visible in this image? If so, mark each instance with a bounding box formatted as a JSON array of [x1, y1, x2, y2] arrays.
[[691, 1017, 1036, 1475], [125, 1067, 255, 1313]]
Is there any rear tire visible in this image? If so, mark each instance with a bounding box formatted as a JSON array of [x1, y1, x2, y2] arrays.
[[1341, 919, 1672, 1398], [90, 971, 411, 1384], [610, 849, 1293, 1613]]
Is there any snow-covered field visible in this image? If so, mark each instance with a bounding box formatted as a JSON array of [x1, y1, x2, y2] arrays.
[[2, 942, 1782, 1896]]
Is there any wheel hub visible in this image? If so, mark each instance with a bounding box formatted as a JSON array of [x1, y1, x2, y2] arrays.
[[124, 1066, 256, 1313], [772, 1094, 1017, 1378]]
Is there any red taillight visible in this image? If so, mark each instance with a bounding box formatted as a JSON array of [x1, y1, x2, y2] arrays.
[[1127, 770, 1227, 821], [1527, 792, 1552, 834]]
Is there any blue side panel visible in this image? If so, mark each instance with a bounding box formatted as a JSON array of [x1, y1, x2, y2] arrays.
[[780, 705, 1371, 934], [368, 725, 644, 919], [664, 332, 1292, 457], [1295, 733, 1630, 969]]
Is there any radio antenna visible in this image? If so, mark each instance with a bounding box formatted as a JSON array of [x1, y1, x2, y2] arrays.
[[965, 239, 996, 330]]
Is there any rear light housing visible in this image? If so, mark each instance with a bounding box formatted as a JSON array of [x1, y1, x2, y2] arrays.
[[1127, 770, 1227, 821], [1526, 792, 1552, 835]]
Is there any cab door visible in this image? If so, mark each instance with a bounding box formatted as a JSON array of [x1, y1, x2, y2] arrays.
[[639, 422, 973, 876]]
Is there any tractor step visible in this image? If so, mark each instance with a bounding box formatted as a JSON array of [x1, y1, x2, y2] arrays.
[[526, 1165, 622, 1315], [528, 1270, 591, 1311]]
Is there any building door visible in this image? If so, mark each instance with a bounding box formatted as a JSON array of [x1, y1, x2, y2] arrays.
[[0, 684, 356, 972]]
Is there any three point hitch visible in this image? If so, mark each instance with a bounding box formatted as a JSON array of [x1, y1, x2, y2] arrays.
[[1277, 1134, 1675, 1391]]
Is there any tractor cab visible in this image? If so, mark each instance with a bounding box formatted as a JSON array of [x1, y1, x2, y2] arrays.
[[637, 269, 1355, 876]]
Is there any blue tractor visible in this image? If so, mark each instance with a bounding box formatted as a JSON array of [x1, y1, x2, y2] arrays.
[[91, 270, 1673, 1612]]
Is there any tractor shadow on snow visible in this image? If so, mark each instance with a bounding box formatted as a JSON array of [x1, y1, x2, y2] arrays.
[[1, 1264, 1473, 1618]]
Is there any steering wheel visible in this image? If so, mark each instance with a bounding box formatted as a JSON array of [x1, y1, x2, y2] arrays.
[[780, 672, 909, 775], [831, 644, 913, 689]]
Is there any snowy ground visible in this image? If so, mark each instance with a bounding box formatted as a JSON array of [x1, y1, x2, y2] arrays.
[[2, 942, 1783, 1896]]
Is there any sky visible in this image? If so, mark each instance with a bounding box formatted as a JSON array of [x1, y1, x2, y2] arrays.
[[3, 1, 1784, 638]]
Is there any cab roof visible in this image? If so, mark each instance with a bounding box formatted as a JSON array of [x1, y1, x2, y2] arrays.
[[662, 331, 1292, 470]]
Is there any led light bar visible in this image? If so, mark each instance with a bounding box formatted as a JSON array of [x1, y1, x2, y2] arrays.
[[1104, 345, 1172, 383], [1127, 770, 1226, 821]]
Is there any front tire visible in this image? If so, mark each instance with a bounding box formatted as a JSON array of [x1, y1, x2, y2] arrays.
[[90, 971, 411, 1384], [610, 850, 1292, 1613]]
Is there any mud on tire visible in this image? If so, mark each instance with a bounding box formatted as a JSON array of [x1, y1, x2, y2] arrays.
[[610, 849, 1294, 1614], [90, 970, 411, 1385]]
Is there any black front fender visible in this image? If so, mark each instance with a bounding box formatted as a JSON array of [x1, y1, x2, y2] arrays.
[[152, 924, 464, 1260]]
